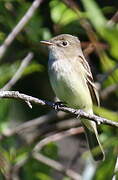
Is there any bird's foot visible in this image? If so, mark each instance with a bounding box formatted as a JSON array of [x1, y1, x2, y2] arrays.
[[53, 101, 66, 111], [76, 109, 83, 119]]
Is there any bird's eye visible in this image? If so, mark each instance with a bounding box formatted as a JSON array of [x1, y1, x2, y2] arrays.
[[62, 41, 69, 47]]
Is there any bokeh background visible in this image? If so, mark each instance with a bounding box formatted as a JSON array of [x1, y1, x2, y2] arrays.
[[0, 0, 118, 179]]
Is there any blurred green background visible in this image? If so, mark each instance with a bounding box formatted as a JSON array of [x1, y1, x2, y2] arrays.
[[0, 0, 118, 179]]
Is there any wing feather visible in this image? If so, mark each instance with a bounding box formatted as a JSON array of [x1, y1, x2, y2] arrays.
[[78, 55, 100, 106]]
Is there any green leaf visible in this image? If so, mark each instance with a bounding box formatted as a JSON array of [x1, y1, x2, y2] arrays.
[[36, 173, 54, 180], [81, 0, 118, 59], [81, 0, 106, 28], [94, 106, 118, 122], [23, 62, 45, 76], [50, 0, 78, 25], [0, 61, 44, 88], [93, 150, 117, 180]]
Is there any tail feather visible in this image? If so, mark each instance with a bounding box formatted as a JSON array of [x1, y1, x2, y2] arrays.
[[84, 125, 105, 161]]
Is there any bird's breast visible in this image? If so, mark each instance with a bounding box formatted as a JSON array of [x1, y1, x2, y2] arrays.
[[48, 59, 92, 110]]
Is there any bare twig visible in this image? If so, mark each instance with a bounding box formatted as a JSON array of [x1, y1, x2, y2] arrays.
[[0, 91, 47, 106], [0, 91, 117, 127], [81, 42, 108, 50], [33, 152, 82, 180], [98, 63, 118, 84], [100, 84, 118, 100], [0, 116, 81, 147], [3, 127, 83, 180], [0, 0, 43, 59], [1, 52, 33, 91], [32, 127, 84, 180], [12, 157, 28, 180], [0, 111, 58, 139], [63, 1, 117, 73], [1, 128, 84, 180], [82, 41, 108, 57], [108, 11, 118, 26], [114, 157, 118, 174], [83, 43, 94, 57], [0, 117, 82, 179], [34, 127, 84, 152]]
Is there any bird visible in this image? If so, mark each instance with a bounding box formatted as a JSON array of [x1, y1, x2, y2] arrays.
[[40, 34, 105, 161]]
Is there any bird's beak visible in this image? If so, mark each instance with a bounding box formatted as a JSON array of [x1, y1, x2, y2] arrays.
[[40, 40, 53, 46]]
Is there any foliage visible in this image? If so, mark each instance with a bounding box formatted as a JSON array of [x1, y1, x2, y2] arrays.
[[0, 0, 118, 179]]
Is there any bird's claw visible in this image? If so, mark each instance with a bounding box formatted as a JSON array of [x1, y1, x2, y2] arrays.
[[53, 101, 65, 111], [76, 109, 83, 119]]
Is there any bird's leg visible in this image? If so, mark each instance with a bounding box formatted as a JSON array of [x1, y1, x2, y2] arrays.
[[53, 101, 66, 111], [76, 109, 83, 119]]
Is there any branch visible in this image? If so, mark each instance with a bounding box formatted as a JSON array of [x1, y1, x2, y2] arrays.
[[33, 152, 82, 180], [115, 158, 118, 174], [100, 84, 118, 100], [0, 116, 82, 147], [34, 127, 84, 152], [83, 43, 94, 57], [63, 1, 118, 65], [12, 157, 28, 180], [1, 128, 83, 180], [0, 0, 43, 59], [108, 10, 118, 25], [32, 127, 84, 180], [98, 63, 118, 84], [0, 111, 59, 139], [0, 116, 82, 179], [1, 52, 33, 91], [0, 91, 117, 127]]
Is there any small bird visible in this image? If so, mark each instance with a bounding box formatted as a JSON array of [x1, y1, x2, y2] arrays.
[[41, 34, 105, 161]]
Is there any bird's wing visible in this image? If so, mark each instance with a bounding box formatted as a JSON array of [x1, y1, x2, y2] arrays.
[[78, 55, 100, 106]]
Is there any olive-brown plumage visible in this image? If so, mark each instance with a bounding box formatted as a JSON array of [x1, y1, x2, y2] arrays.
[[41, 34, 105, 161]]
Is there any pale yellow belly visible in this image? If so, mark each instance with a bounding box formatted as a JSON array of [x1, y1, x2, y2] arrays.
[[48, 59, 93, 112]]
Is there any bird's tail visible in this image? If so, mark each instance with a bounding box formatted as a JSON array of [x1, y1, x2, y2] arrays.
[[84, 125, 105, 161], [83, 124, 105, 161]]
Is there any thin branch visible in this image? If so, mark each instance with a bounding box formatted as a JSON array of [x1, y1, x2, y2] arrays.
[[1, 52, 33, 91], [34, 127, 84, 152], [3, 128, 83, 180], [83, 43, 94, 57], [0, 91, 117, 127], [0, 119, 83, 179], [0, 91, 47, 106], [0, 111, 58, 139], [1, 128, 84, 180], [32, 127, 84, 180], [114, 157, 118, 174], [100, 84, 118, 100], [33, 152, 82, 180], [63, 1, 118, 71], [12, 157, 28, 180], [83, 42, 108, 57], [0, 117, 81, 147], [98, 63, 118, 84], [108, 10, 118, 25], [62, 0, 103, 56], [55, 106, 118, 127], [0, 0, 43, 59]]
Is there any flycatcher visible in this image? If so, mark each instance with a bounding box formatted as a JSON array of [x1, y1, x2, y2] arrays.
[[41, 34, 105, 161]]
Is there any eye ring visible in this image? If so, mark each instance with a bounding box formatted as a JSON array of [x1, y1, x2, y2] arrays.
[[57, 40, 69, 47], [60, 40, 69, 47], [62, 41, 68, 46]]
